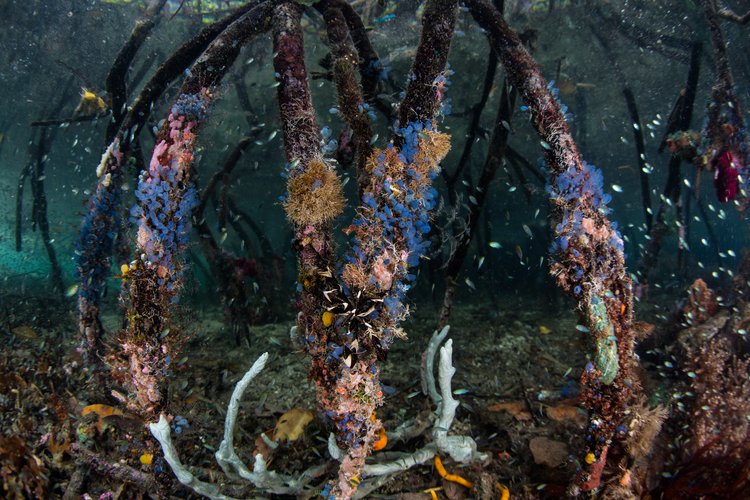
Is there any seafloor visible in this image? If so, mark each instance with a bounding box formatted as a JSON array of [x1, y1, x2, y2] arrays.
[[1, 279, 681, 499]]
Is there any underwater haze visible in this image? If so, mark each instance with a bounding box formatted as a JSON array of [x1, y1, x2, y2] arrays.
[[1, 0, 750, 498]]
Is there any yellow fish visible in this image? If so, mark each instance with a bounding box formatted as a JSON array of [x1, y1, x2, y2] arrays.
[[73, 88, 108, 118]]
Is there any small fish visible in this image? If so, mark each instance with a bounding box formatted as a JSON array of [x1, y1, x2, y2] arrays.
[[575, 324, 590, 333], [611, 184, 623, 193], [465, 277, 476, 291], [538, 325, 552, 335], [453, 388, 470, 395], [268, 336, 283, 347], [373, 13, 396, 23], [65, 284, 79, 297], [489, 241, 502, 249], [522, 224, 533, 239], [477, 256, 485, 270], [469, 195, 478, 205], [514, 245, 523, 260], [267, 130, 277, 141]]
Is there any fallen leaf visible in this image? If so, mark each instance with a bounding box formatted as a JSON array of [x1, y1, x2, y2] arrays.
[[82, 404, 124, 433], [82, 404, 122, 419], [545, 404, 586, 426], [529, 437, 568, 467], [274, 408, 314, 442], [12, 325, 38, 340], [486, 401, 532, 421]]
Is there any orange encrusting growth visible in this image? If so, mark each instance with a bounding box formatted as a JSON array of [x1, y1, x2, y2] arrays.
[[370, 412, 388, 451], [434, 455, 474, 489]]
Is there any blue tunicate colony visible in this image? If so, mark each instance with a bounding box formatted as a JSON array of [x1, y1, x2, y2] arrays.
[[131, 168, 198, 292], [547, 79, 573, 123], [520, 80, 573, 123], [169, 91, 209, 122], [345, 120, 439, 347], [547, 160, 624, 294], [76, 170, 122, 302], [129, 92, 207, 293], [171, 415, 190, 435], [362, 57, 390, 83]]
